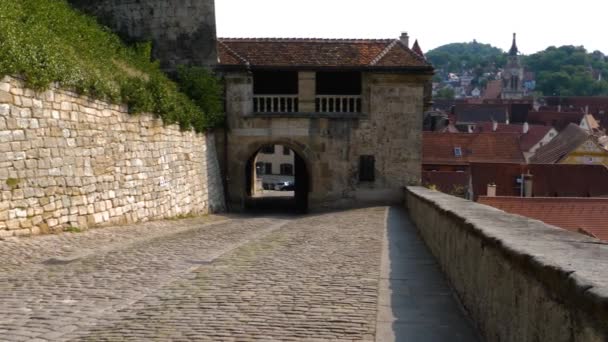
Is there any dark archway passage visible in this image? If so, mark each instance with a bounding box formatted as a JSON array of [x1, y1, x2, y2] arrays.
[[244, 144, 309, 213]]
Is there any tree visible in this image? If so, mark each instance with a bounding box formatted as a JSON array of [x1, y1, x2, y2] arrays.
[[524, 45, 608, 96], [435, 88, 455, 100]]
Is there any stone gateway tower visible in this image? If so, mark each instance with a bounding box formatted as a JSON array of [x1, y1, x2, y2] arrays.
[[68, 0, 218, 71]]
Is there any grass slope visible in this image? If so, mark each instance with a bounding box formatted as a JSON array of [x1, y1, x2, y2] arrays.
[[0, 0, 222, 132]]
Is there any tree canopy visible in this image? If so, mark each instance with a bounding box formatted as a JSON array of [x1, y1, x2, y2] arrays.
[[427, 41, 608, 96], [426, 41, 506, 74], [524, 46, 608, 96]]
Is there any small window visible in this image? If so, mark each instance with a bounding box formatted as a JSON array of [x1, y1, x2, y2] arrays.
[[359, 155, 375, 182], [255, 162, 265, 175], [265, 163, 273, 175], [454, 147, 463, 157], [280, 164, 293, 175], [283, 146, 290, 155], [261, 145, 275, 154]]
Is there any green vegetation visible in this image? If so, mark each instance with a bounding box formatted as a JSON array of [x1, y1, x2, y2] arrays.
[[64, 226, 83, 233], [169, 213, 200, 220], [435, 88, 455, 100], [427, 41, 506, 74], [428, 39, 608, 97], [6, 178, 20, 189], [524, 46, 608, 96], [0, 0, 223, 132]]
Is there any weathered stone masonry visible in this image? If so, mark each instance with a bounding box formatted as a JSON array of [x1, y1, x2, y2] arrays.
[[0, 76, 224, 237], [68, 0, 217, 71]]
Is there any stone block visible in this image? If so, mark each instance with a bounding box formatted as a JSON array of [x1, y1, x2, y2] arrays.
[[0, 90, 13, 103]]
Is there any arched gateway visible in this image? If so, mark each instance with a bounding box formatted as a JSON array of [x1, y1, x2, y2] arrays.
[[244, 142, 310, 213], [217, 35, 433, 212]]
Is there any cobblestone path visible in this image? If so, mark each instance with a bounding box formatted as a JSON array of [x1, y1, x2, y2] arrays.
[[0, 208, 386, 341]]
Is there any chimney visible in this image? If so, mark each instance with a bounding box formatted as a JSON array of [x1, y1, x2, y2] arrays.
[[487, 183, 497, 197], [492, 120, 498, 132], [400, 32, 410, 48], [523, 172, 533, 197], [558, 104, 562, 112], [585, 105, 589, 114], [523, 122, 529, 134]]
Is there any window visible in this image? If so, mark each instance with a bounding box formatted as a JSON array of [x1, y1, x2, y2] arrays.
[[265, 163, 273, 175], [261, 145, 275, 154], [255, 162, 265, 175], [359, 155, 375, 182], [454, 147, 463, 157], [283, 146, 290, 155], [280, 164, 293, 175]]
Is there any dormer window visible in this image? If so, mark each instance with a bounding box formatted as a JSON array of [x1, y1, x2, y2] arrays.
[[454, 147, 463, 157]]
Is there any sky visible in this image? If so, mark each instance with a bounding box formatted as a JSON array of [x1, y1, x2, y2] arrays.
[[215, 0, 607, 55]]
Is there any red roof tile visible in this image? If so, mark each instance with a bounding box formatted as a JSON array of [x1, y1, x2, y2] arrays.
[[527, 111, 584, 131], [482, 80, 502, 100], [470, 163, 608, 201], [423, 132, 525, 165], [479, 196, 608, 241], [411, 39, 424, 59], [474, 123, 554, 152], [529, 124, 590, 164], [217, 38, 432, 70]]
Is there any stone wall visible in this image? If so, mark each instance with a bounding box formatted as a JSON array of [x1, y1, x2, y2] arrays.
[[406, 187, 608, 341], [68, 0, 217, 71], [0, 76, 224, 237], [224, 72, 428, 210]]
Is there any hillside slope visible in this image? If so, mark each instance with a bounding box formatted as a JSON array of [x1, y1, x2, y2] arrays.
[[0, 0, 221, 131]]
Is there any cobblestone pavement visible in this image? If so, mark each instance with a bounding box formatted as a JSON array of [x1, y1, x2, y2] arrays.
[[0, 207, 387, 341]]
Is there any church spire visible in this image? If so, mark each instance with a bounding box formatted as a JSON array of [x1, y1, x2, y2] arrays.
[[509, 33, 519, 56]]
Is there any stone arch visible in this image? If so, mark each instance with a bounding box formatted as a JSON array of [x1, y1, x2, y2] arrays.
[[230, 138, 316, 213]]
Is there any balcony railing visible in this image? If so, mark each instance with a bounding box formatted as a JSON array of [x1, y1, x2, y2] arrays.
[[252, 95, 362, 114], [253, 95, 299, 113], [316, 95, 362, 113]]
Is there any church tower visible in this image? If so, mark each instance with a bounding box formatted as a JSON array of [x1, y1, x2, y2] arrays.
[[501, 33, 524, 99]]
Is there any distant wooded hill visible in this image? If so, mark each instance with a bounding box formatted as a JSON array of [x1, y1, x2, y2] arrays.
[[427, 42, 608, 96]]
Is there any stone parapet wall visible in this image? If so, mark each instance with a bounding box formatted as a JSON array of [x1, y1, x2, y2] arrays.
[[0, 76, 224, 237], [406, 186, 608, 341]]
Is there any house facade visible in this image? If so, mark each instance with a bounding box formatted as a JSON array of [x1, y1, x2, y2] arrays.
[[253, 144, 295, 192], [217, 34, 433, 211], [531, 123, 608, 166]]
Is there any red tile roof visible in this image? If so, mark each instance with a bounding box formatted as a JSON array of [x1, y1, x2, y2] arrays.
[[530, 124, 590, 164], [423, 132, 525, 165], [217, 38, 432, 70], [479, 196, 608, 241], [411, 40, 425, 59], [454, 103, 509, 124], [482, 80, 502, 100], [470, 163, 608, 201], [527, 111, 584, 131], [473, 123, 554, 152]]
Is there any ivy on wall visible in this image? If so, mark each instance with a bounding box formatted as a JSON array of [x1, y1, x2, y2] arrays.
[[0, 0, 223, 132]]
